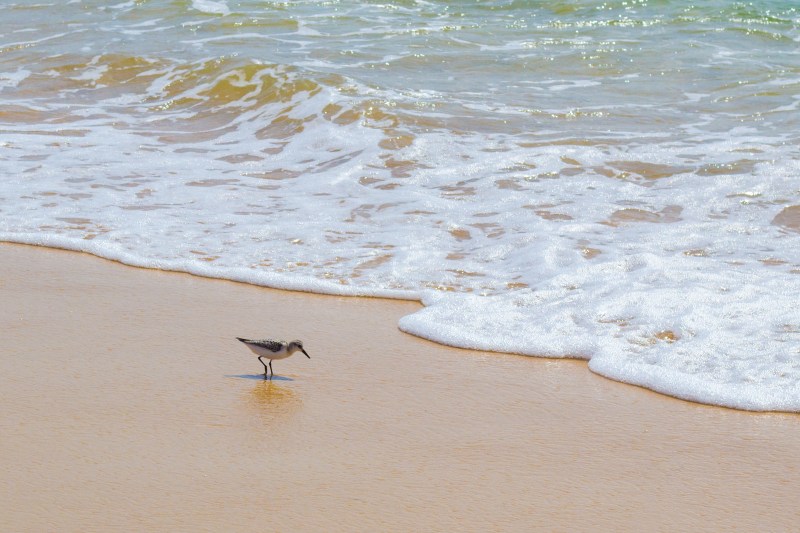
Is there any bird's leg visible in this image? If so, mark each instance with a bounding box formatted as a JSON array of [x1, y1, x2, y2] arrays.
[[259, 356, 269, 378], [269, 360, 274, 380]]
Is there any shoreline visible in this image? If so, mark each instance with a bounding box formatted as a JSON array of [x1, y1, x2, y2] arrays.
[[1, 237, 794, 414], [2, 242, 799, 531]]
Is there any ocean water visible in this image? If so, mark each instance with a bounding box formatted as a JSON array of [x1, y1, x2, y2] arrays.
[[2, 0, 799, 411]]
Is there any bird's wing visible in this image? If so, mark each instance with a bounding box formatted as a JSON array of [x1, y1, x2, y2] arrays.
[[251, 339, 285, 352]]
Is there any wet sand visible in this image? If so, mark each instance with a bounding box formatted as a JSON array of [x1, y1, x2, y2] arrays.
[[1, 242, 799, 532]]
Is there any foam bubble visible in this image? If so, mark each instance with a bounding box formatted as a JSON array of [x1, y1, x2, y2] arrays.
[[0, 68, 30, 90], [191, 0, 229, 16]]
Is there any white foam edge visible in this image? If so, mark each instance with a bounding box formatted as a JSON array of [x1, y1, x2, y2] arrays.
[[588, 355, 800, 413], [0, 234, 417, 301]]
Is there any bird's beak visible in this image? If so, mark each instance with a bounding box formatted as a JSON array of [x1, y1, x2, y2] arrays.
[[302, 349, 310, 359]]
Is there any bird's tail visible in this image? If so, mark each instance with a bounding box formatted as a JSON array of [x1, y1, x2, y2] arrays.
[[236, 337, 248, 343]]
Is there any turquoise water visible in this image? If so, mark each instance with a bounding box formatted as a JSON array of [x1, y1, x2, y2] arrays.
[[1, 0, 799, 410]]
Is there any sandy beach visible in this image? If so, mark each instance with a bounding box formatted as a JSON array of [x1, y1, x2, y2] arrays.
[[1, 242, 798, 532]]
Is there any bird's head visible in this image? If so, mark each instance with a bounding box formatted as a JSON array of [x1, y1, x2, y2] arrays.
[[289, 340, 310, 358]]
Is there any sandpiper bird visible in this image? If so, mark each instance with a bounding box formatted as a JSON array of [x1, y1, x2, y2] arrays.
[[236, 338, 310, 379]]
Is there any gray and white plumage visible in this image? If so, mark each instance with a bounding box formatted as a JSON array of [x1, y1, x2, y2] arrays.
[[236, 337, 310, 379]]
